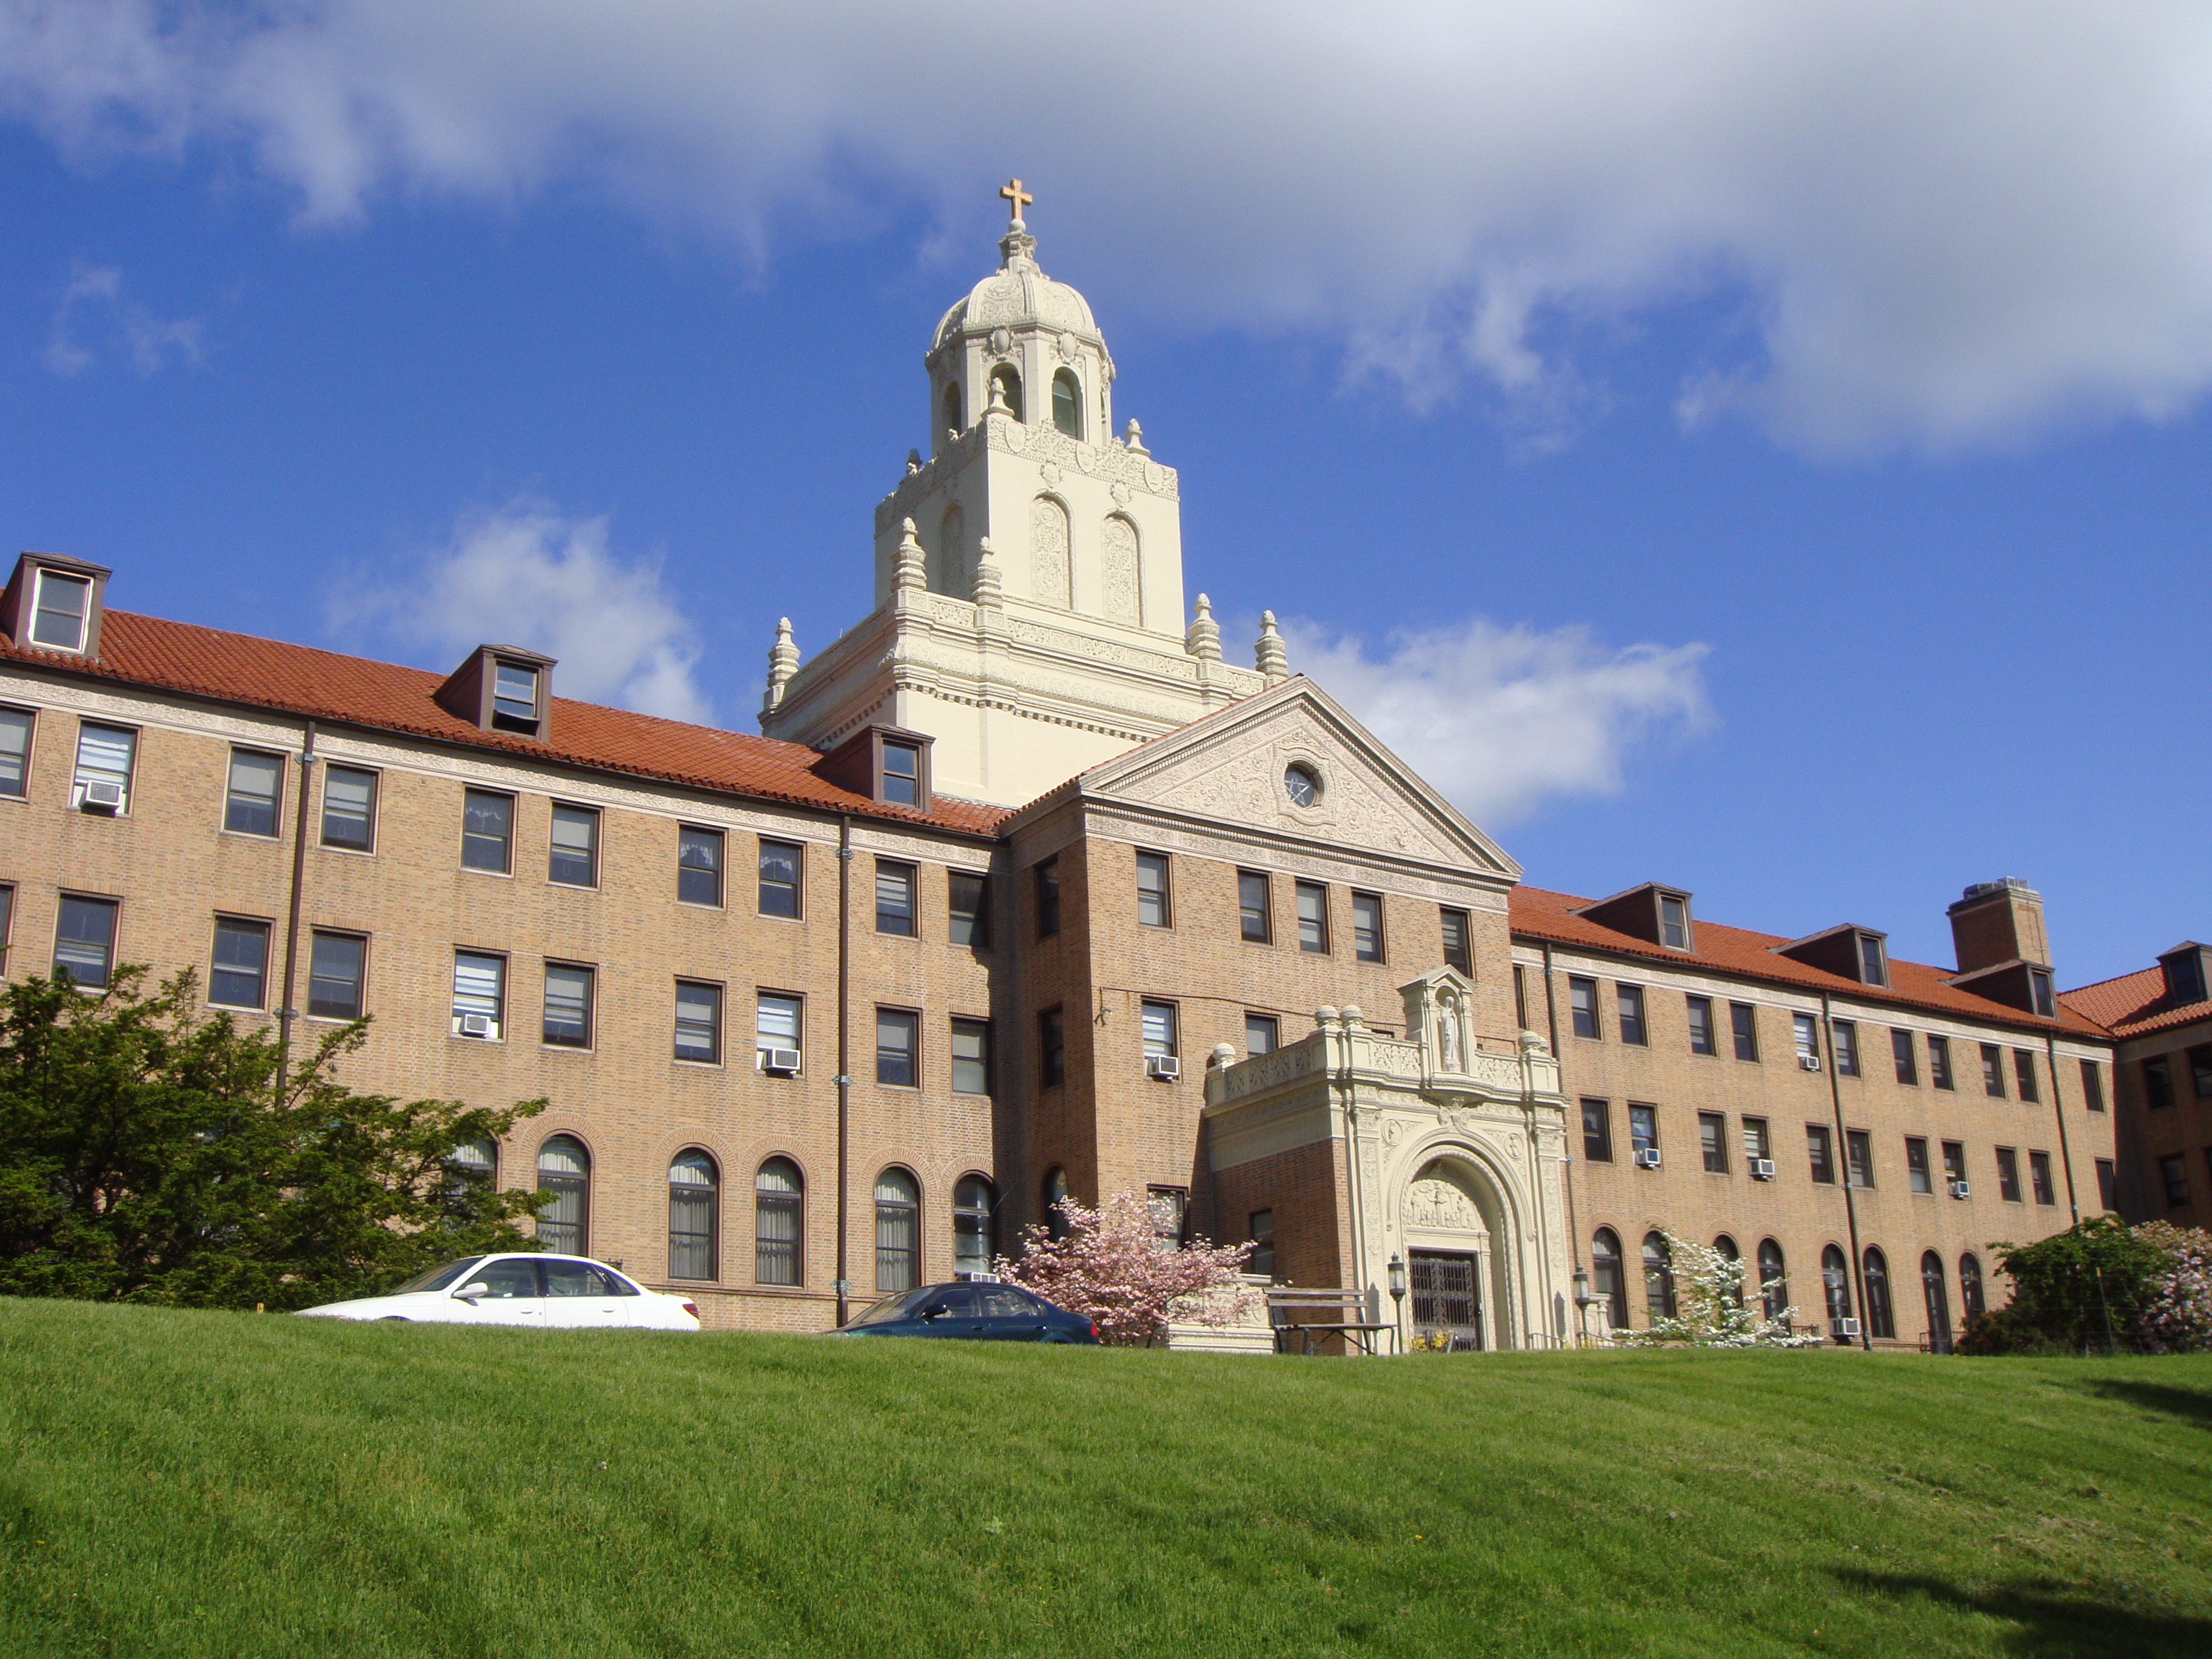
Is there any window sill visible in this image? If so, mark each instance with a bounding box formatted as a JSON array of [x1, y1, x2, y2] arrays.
[[449, 1033, 506, 1045], [218, 828, 282, 844], [459, 865, 514, 880], [546, 880, 598, 894], [317, 843, 377, 858], [541, 1044, 595, 1055], [675, 899, 727, 912], [672, 1058, 725, 1070], [756, 910, 805, 923]]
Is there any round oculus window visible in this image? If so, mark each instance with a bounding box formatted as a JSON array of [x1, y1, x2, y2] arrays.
[[1283, 763, 1321, 807]]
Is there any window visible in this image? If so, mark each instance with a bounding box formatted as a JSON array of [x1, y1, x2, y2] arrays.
[[1793, 1013, 1819, 1063], [951, 1017, 991, 1094], [1035, 857, 1060, 938], [1922, 1252, 1953, 1352], [1141, 1000, 1178, 1061], [0, 706, 30, 797], [755, 1159, 803, 1285], [1136, 852, 1171, 927], [668, 1151, 719, 1281], [1352, 892, 1385, 963], [1239, 871, 1273, 944], [740, 836, 800, 919], [209, 916, 270, 1008], [2186, 1046, 2212, 1103], [1758, 1241, 1789, 1325], [1569, 977, 1600, 1040], [1959, 1254, 1986, 1322], [880, 742, 921, 806], [542, 962, 593, 1048], [2029, 968, 2056, 1019], [942, 381, 962, 437], [1941, 1141, 1966, 1185], [451, 951, 505, 1039], [1441, 907, 1470, 973], [0, 884, 12, 974], [1980, 1044, 2006, 1098], [537, 1136, 589, 1255], [1807, 1124, 1835, 1184], [1051, 367, 1083, 438], [1660, 893, 1689, 950], [307, 930, 366, 1018], [678, 826, 725, 907], [1580, 1099, 1614, 1162], [31, 569, 92, 650], [1891, 1028, 1919, 1085], [1591, 1229, 1628, 1330], [948, 870, 989, 947], [1996, 1147, 2023, 1202], [490, 661, 540, 735], [1845, 1130, 1874, 1188], [1617, 984, 1647, 1046], [73, 722, 135, 811], [1040, 1007, 1065, 1087], [1687, 996, 1716, 1056], [2096, 1158, 2119, 1212], [954, 1176, 997, 1276], [1731, 1002, 1759, 1062], [1148, 1187, 1187, 1252], [876, 860, 917, 937], [2081, 1059, 2106, 1111], [1513, 965, 1529, 1030], [1284, 763, 1321, 806], [1712, 1236, 1743, 1305], [1043, 1168, 1071, 1240], [1699, 1111, 1728, 1174], [1906, 1138, 1932, 1195], [1245, 1013, 1279, 1056], [1295, 881, 1329, 953], [876, 1007, 920, 1086], [1859, 933, 1888, 987], [548, 805, 597, 887], [2160, 1154, 2190, 1208], [461, 789, 513, 874], [224, 749, 283, 837], [52, 896, 118, 988], [1821, 1245, 1854, 1330], [1928, 1035, 1955, 1090], [675, 980, 723, 1064], [1628, 1103, 1658, 1158], [2011, 1049, 2038, 1102], [756, 991, 802, 1067], [1863, 1248, 1895, 1339], [1741, 1116, 1771, 1162], [1832, 1021, 1860, 1078], [1248, 1210, 1275, 1279], [2145, 1055, 2175, 1108], [875, 1169, 919, 1292], [2028, 1150, 2056, 1206], [321, 765, 377, 851], [1643, 1233, 1676, 1321], [447, 1138, 497, 1193]]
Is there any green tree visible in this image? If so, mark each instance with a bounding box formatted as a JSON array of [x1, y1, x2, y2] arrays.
[[1959, 1216, 2172, 1354], [0, 966, 547, 1310]]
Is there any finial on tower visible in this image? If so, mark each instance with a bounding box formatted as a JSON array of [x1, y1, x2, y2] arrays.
[[1124, 417, 1147, 456], [1186, 593, 1221, 663], [973, 536, 1004, 610], [894, 517, 927, 595], [999, 178, 1034, 226], [997, 177, 1039, 270], [763, 617, 800, 716], [1256, 610, 1289, 685]]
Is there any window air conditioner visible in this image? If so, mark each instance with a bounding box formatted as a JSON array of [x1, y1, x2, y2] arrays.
[[1948, 1179, 1971, 1200], [1750, 1158, 1777, 1180], [1798, 1054, 1822, 1071], [79, 780, 123, 810], [759, 1047, 802, 1075], [1634, 1148, 1663, 1169], [457, 1013, 494, 1038], [1146, 1054, 1182, 1081], [1832, 1317, 1862, 1339]]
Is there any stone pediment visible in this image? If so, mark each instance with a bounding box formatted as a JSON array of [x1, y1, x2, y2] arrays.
[[1076, 677, 1518, 877]]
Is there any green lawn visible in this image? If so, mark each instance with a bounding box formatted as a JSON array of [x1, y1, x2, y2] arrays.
[[1, 1301, 2208, 1657]]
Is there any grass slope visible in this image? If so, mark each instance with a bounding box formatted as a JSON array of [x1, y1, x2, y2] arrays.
[[1, 1300, 2208, 1657]]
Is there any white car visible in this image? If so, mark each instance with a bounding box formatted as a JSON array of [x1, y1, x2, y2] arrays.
[[297, 1253, 701, 1330]]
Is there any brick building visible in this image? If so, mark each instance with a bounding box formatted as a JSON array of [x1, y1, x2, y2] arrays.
[[2062, 944, 2212, 1228]]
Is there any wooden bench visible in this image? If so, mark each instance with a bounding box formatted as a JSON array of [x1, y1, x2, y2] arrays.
[[1267, 1287, 1394, 1356]]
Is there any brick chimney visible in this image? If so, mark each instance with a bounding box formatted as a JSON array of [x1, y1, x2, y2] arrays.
[[1948, 877, 2049, 974]]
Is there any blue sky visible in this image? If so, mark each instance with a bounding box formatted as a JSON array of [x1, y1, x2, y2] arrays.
[[1, 3, 2207, 987]]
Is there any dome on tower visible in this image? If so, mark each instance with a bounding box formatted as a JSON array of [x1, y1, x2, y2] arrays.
[[930, 220, 1104, 358]]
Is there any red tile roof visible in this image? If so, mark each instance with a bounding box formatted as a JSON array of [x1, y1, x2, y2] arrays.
[[0, 611, 1009, 837], [1510, 884, 2106, 1037], [2059, 965, 2212, 1040]]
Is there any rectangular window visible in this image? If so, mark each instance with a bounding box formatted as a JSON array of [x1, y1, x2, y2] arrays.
[[1660, 893, 1689, 951], [753, 837, 802, 917], [1980, 1043, 2006, 1098], [1580, 1098, 1614, 1162], [1141, 999, 1179, 1059], [1513, 964, 1529, 1031], [1845, 1130, 1874, 1188], [875, 860, 917, 937], [1035, 857, 1060, 938], [1906, 1137, 1933, 1194], [1148, 1187, 1187, 1252], [756, 991, 802, 1064], [880, 741, 920, 806], [1569, 976, 1600, 1040], [1248, 1210, 1275, 1279], [1741, 1116, 1771, 1162], [1731, 1002, 1759, 1062], [1295, 880, 1329, 954], [948, 870, 990, 947], [1617, 984, 1647, 1046], [1628, 1104, 1658, 1158], [1352, 891, 1385, 963], [2145, 1054, 2175, 1108], [73, 722, 135, 811], [2191, 1045, 2212, 1102], [1806, 1125, 1835, 1184], [1441, 907, 1471, 973], [461, 789, 514, 874], [1793, 1012, 1819, 1062], [674, 980, 723, 1064], [0, 706, 31, 797], [1239, 871, 1273, 944], [1246, 1013, 1279, 1056], [321, 765, 377, 851], [1859, 933, 1888, 987], [451, 951, 505, 1039], [1892, 1028, 1919, 1084], [53, 894, 118, 988], [0, 883, 12, 974], [548, 805, 598, 887], [209, 916, 270, 1009], [2081, 1058, 2106, 1111], [876, 1007, 920, 1087], [32, 569, 91, 650], [1996, 1147, 2023, 1202], [679, 825, 725, 907], [2028, 1150, 2056, 1207], [2160, 1153, 2190, 1208], [1832, 1021, 1860, 1078], [306, 930, 366, 1019], [1698, 1111, 1728, 1175], [1687, 995, 1716, 1056], [1941, 1141, 1966, 1184], [2096, 1158, 2119, 1211], [1928, 1035, 1955, 1090], [1040, 1006, 1065, 1087], [2014, 1050, 2039, 1102], [951, 1017, 992, 1094], [224, 749, 283, 837], [2030, 969, 2056, 1019], [1136, 851, 1172, 928], [542, 962, 593, 1048], [490, 661, 540, 733]]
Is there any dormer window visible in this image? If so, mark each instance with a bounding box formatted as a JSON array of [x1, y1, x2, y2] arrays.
[[2162, 944, 2210, 1006], [432, 644, 555, 742], [1659, 893, 1689, 950], [2029, 968, 2056, 1019], [1051, 369, 1083, 438], [491, 661, 540, 734], [1574, 882, 1694, 951], [818, 723, 934, 813], [1858, 932, 1889, 987], [1774, 922, 1890, 985], [4, 552, 111, 657], [32, 571, 91, 651], [882, 741, 921, 806]]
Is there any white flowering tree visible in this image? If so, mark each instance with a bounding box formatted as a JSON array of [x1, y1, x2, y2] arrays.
[[997, 1189, 1258, 1347], [1620, 1230, 1822, 1348]]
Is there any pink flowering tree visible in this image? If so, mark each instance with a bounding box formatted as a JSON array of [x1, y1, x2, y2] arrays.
[[2136, 1222, 2212, 1353], [997, 1189, 1258, 1347]]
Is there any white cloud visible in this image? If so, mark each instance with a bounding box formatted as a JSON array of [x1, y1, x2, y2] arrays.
[[8, 4, 2212, 450], [340, 500, 710, 724], [44, 260, 203, 375], [1282, 617, 1711, 826]]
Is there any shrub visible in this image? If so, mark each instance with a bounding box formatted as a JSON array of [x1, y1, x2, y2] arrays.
[[1963, 1216, 2212, 1354]]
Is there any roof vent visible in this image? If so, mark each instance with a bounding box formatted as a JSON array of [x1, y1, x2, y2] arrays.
[[434, 645, 556, 742]]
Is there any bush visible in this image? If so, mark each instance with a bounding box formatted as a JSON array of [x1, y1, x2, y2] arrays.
[[1963, 1216, 2212, 1355]]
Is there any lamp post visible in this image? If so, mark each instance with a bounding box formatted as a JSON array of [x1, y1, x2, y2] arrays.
[[1572, 1267, 1595, 1350], [1387, 1253, 1408, 1354]]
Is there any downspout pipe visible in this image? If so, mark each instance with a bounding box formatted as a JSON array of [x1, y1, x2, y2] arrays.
[[1541, 942, 1587, 1343], [273, 721, 317, 1096], [1822, 993, 1872, 1352], [2046, 1030, 2082, 1224], [834, 814, 854, 1329]]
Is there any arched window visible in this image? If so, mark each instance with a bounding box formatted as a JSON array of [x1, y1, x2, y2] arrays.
[[1921, 1250, 1953, 1353], [875, 1168, 920, 1292], [954, 1175, 996, 1277], [1043, 1167, 1071, 1242], [1712, 1235, 1743, 1305], [755, 1158, 803, 1285], [942, 381, 963, 439], [1959, 1252, 1986, 1322], [537, 1135, 589, 1255], [1821, 1244, 1854, 1331], [1051, 368, 1083, 438], [1591, 1228, 1627, 1331], [668, 1149, 719, 1281], [1862, 1247, 1895, 1339], [989, 364, 1022, 422], [1757, 1239, 1789, 1325], [1642, 1232, 1676, 1321]]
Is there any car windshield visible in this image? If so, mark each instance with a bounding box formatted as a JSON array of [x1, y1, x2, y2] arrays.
[[848, 1287, 939, 1327], [390, 1257, 484, 1295]]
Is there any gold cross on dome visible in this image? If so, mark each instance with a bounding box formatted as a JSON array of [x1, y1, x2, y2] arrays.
[[999, 178, 1033, 223]]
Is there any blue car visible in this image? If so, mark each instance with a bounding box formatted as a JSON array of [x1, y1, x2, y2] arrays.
[[836, 1280, 1099, 1342]]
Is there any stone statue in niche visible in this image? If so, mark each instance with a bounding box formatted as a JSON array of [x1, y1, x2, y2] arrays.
[[1436, 997, 1463, 1073]]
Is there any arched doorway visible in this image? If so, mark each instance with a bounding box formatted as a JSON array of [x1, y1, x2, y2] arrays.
[[1400, 1155, 1512, 1352]]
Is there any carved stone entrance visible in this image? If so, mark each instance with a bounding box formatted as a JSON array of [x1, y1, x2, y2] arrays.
[[1410, 1250, 1482, 1351]]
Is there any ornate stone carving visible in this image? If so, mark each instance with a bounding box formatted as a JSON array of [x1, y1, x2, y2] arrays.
[[1110, 480, 1131, 508], [1100, 514, 1141, 626], [1057, 330, 1079, 361], [1404, 1175, 1486, 1233], [1030, 495, 1071, 609], [1039, 460, 1062, 489]]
